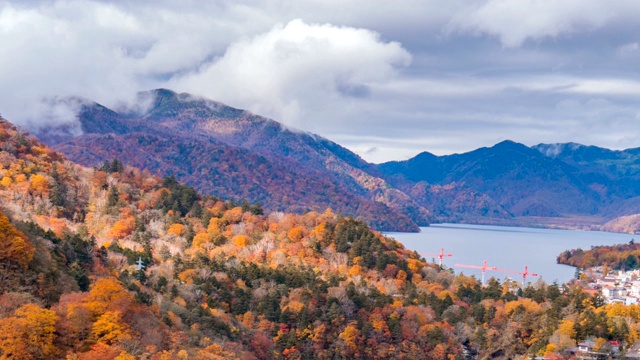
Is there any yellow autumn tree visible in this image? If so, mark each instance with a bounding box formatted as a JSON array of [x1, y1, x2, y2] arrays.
[[548, 319, 577, 351], [234, 234, 248, 248], [0, 213, 34, 270], [0, 176, 11, 188], [505, 298, 542, 316], [167, 223, 186, 237], [0, 210, 35, 290], [0, 303, 58, 359], [91, 311, 131, 345], [192, 232, 211, 248], [339, 323, 360, 350], [407, 258, 424, 273], [29, 173, 49, 195], [178, 269, 197, 284], [85, 277, 134, 316], [348, 265, 364, 277], [207, 218, 223, 236]]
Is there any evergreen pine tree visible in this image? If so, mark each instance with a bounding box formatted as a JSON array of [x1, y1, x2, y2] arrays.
[[50, 165, 66, 207], [110, 158, 124, 173], [107, 185, 119, 208]]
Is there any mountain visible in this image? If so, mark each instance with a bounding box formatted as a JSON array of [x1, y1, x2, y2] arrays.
[[378, 140, 640, 229], [533, 142, 640, 201], [0, 115, 455, 358], [380, 141, 598, 217], [33, 89, 430, 232], [29, 89, 640, 232], [2, 115, 640, 359]]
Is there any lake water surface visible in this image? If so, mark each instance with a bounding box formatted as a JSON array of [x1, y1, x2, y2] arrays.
[[386, 224, 636, 284]]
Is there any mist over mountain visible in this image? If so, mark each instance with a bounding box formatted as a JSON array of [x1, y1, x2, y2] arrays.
[[27, 89, 640, 233], [33, 89, 430, 232]]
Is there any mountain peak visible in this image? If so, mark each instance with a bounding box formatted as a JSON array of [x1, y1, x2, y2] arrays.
[[149, 88, 179, 107], [30, 90, 426, 231], [491, 140, 529, 150]]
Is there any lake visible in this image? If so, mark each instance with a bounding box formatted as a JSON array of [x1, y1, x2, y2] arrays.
[[386, 224, 636, 285]]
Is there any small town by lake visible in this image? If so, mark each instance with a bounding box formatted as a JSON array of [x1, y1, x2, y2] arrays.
[[387, 224, 636, 284]]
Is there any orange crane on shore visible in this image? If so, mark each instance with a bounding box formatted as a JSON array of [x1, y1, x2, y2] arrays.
[[497, 266, 539, 286], [422, 248, 452, 267], [455, 260, 498, 285]]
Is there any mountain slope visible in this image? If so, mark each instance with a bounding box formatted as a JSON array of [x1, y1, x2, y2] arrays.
[[2, 115, 640, 359], [34, 89, 428, 232], [0, 115, 454, 358], [533, 142, 640, 201], [31, 89, 640, 231], [379, 141, 606, 219]]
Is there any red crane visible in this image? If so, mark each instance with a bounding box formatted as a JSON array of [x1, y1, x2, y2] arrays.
[[496, 266, 539, 286], [455, 260, 498, 285], [422, 248, 452, 267]]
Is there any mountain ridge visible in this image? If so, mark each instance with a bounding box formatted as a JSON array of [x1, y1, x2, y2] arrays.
[[1, 113, 623, 359], [25, 88, 640, 234], [379, 139, 640, 227], [32, 89, 429, 232]]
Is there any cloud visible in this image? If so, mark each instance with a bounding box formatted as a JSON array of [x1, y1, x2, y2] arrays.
[[1, 0, 640, 164], [171, 19, 411, 126], [618, 42, 640, 55], [0, 0, 279, 127], [21, 97, 89, 137], [447, 0, 640, 47]]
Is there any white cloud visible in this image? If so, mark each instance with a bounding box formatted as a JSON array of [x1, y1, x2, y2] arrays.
[[0, 0, 279, 126], [448, 0, 639, 47], [618, 42, 640, 55], [171, 19, 411, 126], [2, 0, 640, 164]]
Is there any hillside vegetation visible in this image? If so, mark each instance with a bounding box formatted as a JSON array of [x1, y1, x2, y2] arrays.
[[37, 90, 640, 234], [3, 117, 640, 359], [37, 89, 427, 232], [557, 241, 640, 270]]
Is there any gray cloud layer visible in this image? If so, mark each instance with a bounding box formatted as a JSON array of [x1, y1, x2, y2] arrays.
[[2, 0, 640, 162]]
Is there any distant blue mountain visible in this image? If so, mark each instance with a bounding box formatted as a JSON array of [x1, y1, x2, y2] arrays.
[[378, 140, 640, 223]]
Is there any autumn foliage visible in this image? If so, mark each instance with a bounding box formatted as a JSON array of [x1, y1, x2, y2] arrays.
[[2, 117, 640, 359], [0, 210, 35, 270], [558, 241, 640, 270]]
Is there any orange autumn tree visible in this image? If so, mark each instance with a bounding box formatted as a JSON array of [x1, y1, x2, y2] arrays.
[[108, 216, 136, 239], [0, 210, 35, 292], [287, 226, 304, 243]]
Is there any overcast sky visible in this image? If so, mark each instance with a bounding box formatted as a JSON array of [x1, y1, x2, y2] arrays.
[[2, 0, 640, 163]]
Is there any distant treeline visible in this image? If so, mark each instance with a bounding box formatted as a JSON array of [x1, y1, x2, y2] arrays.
[[557, 240, 640, 270]]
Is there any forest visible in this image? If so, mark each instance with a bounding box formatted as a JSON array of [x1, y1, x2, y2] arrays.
[[2, 116, 640, 359], [557, 241, 640, 271]]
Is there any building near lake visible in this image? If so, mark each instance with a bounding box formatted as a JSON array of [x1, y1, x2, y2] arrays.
[[588, 270, 640, 305]]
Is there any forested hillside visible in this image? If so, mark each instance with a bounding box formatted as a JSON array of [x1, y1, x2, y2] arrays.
[[557, 241, 640, 270], [3, 116, 640, 359], [35, 89, 428, 232]]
